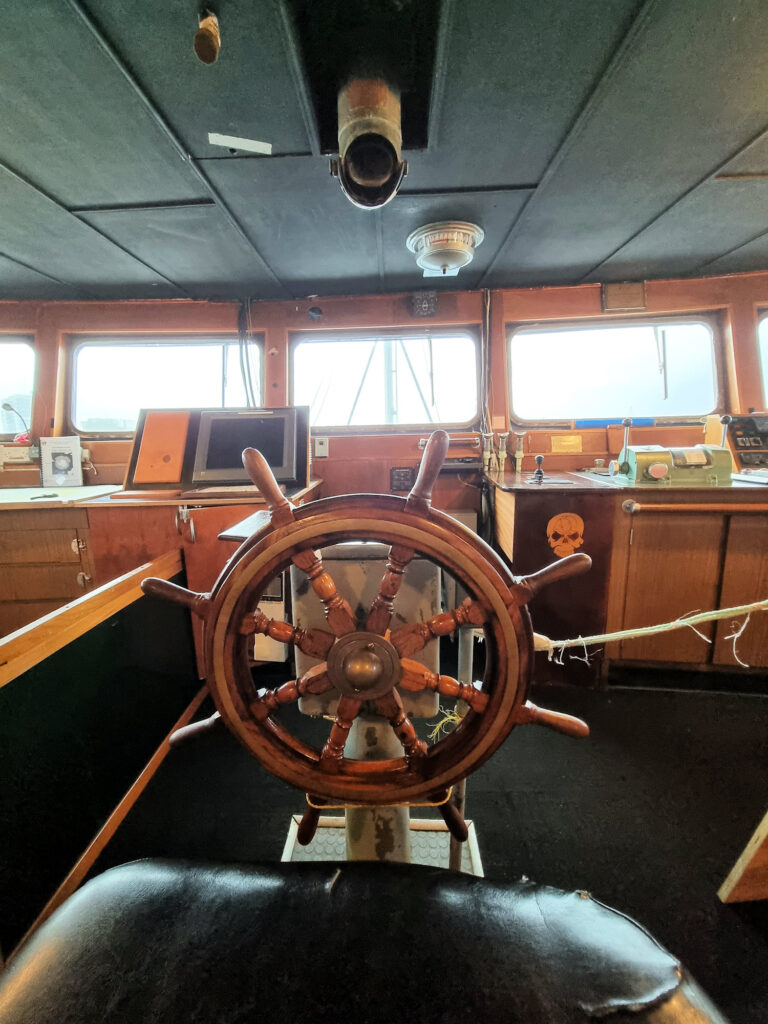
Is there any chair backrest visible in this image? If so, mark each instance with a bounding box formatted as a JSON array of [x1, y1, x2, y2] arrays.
[[0, 859, 726, 1024]]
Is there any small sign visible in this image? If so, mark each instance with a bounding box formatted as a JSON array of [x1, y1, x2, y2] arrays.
[[551, 434, 583, 453]]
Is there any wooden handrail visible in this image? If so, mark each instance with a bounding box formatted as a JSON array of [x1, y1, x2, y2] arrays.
[[0, 550, 183, 688], [623, 499, 768, 515]]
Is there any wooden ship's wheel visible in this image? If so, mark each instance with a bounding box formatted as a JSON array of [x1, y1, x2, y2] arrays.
[[142, 431, 591, 841]]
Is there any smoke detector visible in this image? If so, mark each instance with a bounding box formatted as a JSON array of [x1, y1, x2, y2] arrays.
[[406, 221, 484, 277]]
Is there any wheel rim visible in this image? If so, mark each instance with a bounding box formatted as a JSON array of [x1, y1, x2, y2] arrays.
[[205, 497, 532, 804]]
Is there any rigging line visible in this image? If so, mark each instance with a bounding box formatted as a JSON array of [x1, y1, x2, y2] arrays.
[[398, 339, 434, 422], [237, 302, 254, 407], [347, 340, 379, 426]]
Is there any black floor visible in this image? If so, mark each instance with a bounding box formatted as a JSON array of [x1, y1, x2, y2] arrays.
[[93, 680, 768, 1024]]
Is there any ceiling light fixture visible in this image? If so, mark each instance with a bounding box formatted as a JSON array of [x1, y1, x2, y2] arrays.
[[406, 221, 485, 277]]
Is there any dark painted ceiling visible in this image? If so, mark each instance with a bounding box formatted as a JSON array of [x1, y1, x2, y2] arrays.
[[3, 0, 768, 302]]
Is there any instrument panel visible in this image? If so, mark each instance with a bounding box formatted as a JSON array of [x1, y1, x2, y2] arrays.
[[728, 416, 768, 468]]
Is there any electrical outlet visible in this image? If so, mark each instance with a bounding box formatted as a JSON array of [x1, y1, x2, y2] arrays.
[[81, 448, 91, 461], [313, 436, 329, 458]]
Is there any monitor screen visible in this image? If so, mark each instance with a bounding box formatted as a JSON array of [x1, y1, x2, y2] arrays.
[[192, 408, 298, 484]]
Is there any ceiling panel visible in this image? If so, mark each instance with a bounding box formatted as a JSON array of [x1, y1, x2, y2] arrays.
[[0, 1, 204, 208], [380, 191, 532, 292], [79, 204, 286, 300], [483, 0, 768, 287], [586, 180, 768, 282], [87, 0, 312, 160], [0, 256, 74, 302], [405, 0, 643, 191], [0, 168, 182, 298], [701, 231, 768, 277], [200, 156, 381, 296]]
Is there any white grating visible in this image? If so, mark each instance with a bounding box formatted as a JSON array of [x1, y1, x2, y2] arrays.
[[282, 815, 483, 876]]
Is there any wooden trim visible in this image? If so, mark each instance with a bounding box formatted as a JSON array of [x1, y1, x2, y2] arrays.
[[718, 808, 768, 903], [622, 500, 768, 515], [9, 684, 209, 961], [0, 550, 182, 688]]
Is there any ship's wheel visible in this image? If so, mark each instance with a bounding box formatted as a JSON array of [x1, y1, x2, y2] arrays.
[[142, 431, 591, 840]]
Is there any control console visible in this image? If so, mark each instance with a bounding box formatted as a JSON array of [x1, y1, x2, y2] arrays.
[[728, 415, 768, 469]]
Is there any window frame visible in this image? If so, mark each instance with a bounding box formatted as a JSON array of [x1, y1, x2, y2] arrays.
[[67, 333, 265, 438], [288, 326, 482, 433], [506, 313, 725, 427], [757, 312, 768, 408], [0, 335, 35, 441]]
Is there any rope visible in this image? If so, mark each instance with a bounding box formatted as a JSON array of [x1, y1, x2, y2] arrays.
[[533, 598, 768, 667]]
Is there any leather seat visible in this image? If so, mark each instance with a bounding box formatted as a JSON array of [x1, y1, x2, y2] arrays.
[[0, 860, 725, 1023]]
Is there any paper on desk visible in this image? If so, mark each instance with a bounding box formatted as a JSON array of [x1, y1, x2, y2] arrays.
[[40, 436, 83, 487]]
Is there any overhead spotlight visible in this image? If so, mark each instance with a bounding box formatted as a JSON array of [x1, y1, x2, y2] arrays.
[[406, 222, 485, 277], [194, 9, 221, 64], [330, 79, 407, 209]]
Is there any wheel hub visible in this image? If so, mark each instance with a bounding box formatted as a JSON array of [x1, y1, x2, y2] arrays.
[[327, 630, 401, 699]]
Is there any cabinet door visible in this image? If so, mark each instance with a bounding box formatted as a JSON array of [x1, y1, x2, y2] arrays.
[[181, 505, 264, 677], [620, 512, 725, 664], [713, 514, 768, 668]]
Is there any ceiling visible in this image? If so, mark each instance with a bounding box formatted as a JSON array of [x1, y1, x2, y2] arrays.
[[3, 0, 768, 303]]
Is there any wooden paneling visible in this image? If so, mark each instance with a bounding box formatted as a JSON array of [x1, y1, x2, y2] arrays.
[[713, 514, 768, 668], [0, 528, 81, 564], [494, 489, 516, 562], [619, 513, 725, 663]]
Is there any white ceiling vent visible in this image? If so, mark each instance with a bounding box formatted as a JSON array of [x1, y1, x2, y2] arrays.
[[406, 221, 484, 277]]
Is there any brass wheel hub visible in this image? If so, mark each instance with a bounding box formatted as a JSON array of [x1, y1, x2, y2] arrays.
[[326, 630, 401, 699]]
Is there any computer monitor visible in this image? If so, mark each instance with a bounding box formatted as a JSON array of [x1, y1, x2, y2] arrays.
[[192, 408, 298, 484]]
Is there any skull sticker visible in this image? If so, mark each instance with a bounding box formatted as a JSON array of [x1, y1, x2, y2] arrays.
[[546, 512, 585, 558]]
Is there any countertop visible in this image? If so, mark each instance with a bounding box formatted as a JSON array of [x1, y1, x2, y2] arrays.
[[485, 468, 768, 494]]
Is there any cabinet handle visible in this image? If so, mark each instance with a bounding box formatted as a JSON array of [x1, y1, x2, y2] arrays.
[[623, 499, 768, 515], [175, 507, 196, 543], [70, 537, 87, 554], [76, 572, 92, 588]]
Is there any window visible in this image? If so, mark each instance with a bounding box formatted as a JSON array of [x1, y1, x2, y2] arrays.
[[291, 332, 478, 428], [508, 319, 717, 422], [758, 316, 768, 406], [0, 338, 34, 438], [71, 336, 262, 433]]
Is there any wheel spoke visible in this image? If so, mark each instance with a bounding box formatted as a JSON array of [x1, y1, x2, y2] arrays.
[[374, 689, 427, 763], [292, 548, 357, 636], [390, 598, 487, 657], [251, 664, 333, 719], [319, 695, 362, 770], [400, 658, 489, 713], [239, 609, 336, 659], [366, 543, 415, 634]]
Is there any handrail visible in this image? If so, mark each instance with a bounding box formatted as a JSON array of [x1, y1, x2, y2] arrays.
[[623, 499, 768, 515], [0, 550, 183, 688]]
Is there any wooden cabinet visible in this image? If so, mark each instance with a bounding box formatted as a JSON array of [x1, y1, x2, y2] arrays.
[[617, 512, 725, 663], [492, 479, 615, 685], [713, 514, 768, 667], [0, 508, 94, 636], [606, 501, 768, 670]]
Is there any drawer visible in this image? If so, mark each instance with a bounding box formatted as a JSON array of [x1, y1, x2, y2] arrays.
[[0, 530, 83, 564], [3, 564, 92, 601]]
